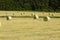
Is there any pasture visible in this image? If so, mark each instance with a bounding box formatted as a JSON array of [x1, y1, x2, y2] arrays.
[[0, 11, 60, 40]]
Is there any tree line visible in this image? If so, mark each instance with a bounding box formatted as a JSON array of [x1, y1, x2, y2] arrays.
[[0, 0, 60, 12]]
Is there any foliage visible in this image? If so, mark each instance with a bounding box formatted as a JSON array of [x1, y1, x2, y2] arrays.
[[0, 0, 60, 11]]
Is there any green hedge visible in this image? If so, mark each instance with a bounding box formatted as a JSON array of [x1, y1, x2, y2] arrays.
[[0, 0, 60, 12]]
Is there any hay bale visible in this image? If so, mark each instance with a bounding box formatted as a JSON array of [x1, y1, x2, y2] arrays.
[[34, 14, 39, 19], [52, 14, 55, 16], [23, 13, 25, 14], [7, 16, 12, 20], [21, 13, 23, 15], [31, 13, 39, 19], [44, 16, 50, 21]]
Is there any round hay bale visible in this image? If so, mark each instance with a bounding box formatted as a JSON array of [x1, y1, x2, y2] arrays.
[[21, 13, 23, 15], [44, 16, 50, 21], [7, 16, 12, 20], [23, 13, 25, 14], [52, 14, 55, 16], [34, 14, 39, 19]]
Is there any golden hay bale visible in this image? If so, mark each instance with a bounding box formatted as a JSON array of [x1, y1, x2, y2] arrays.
[[21, 13, 22, 15], [7, 16, 12, 20], [52, 14, 55, 16], [44, 16, 50, 21], [34, 14, 39, 19]]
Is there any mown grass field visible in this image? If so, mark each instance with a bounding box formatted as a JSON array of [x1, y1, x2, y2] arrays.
[[0, 11, 60, 40], [0, 11, 60, 16]]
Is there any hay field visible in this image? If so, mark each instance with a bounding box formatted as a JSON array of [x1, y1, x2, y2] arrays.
[[0, 11, 60, 40], [0, 11, 60, 16]]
